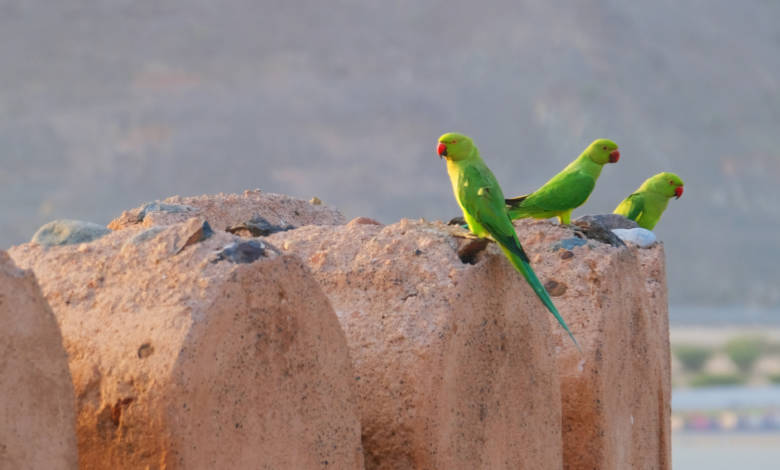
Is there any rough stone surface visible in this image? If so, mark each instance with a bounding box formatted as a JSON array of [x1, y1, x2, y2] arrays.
[[574, 213, 640, 230], [513, 218, 671, 470], [32, 219, 110, 246], [267, 219, 564, 470], [0, 251, 78, 469], [108, 190, 345, 232], [9, 221, 363, 470], [612, 228, 658, 248]]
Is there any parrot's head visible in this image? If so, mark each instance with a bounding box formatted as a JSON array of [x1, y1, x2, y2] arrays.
[[437, 132, 475, 162], [646, 172, 684, 199], [586, 139, 620, 165]]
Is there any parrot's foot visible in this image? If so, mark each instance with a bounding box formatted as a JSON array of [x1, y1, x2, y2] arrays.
[[451, 231, 481, 241]]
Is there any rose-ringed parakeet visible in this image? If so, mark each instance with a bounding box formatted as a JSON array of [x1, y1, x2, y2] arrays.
[[614, 172, 684, 229], [505, 139, 620, 224], [437, 132, 579, 349]]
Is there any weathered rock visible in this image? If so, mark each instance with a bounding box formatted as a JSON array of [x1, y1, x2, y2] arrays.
[[513, 219, 671, 470], [0, 251, 78, 469], [135, 202, 197, 221], [574, 214, 640, 230], [347, 216, 383, 226], [9, 221, 363, 470], [108, 190, 345, 232], [552, 237, 587, 251], [612, 228, 658, 248], [32, 219, 110, 246], [172, 218, 214, 254], [225, 215, 295, 237], [267, 219, 564, 470], [212, 239, 277, 264], [572, 220, 626, 247]]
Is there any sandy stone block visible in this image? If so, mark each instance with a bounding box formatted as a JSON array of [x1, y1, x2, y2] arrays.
[[9, 224, 362, 470], [0, 251, 78, 470], [268, 219, 564, 470], [513, 219, 671, 470]]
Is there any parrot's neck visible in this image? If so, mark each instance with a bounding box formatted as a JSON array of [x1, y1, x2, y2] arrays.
[[445, 148, 483, 198], [570, 153, 604, 178], [644, 189, 673, 208], [445, 147, 482, 172]]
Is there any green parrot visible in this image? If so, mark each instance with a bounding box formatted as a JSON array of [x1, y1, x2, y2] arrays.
[[505, 139, 620, 224], [614, 172, 684, 230], [437, 132, 579, 349]]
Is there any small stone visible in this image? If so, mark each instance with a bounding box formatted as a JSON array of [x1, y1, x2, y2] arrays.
[[174, 220, 214, 254], [137, 202, 195, 222], [213, 240, 274, 264], [544, 280, 567, 296], [611, 228, 657, 248], [574, 214, 639, 230], [347, 217, 382, 226], [225, 215, 295, 237], [310, 197, 322, 205], [32, 220, 110, 246], [448, 216, 467, 226], [560, 250, 574, 260], [571, 219, 626, 247], [552, 237, 587, 251]]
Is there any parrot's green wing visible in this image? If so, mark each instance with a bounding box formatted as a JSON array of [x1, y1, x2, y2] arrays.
[[506, 170, 596, 215], [615, 192, 645, 222], [457, 164, 580, 350]]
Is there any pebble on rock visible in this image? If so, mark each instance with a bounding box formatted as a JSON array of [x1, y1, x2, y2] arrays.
[[611, 228, 657, 248], [136, 202, 196, 222], [32, 220, 110, 246], [213, 240, 275, 264], [552, 237, 587, 251], [574, 214, 639, 230], [225, 215, 295, 237]]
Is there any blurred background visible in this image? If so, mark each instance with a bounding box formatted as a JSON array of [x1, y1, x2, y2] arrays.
[[2, 1, 778, 467]]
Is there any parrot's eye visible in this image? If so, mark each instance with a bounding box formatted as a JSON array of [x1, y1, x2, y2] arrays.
[[451, 140, 457, 144], [669, 180, 674, 185], [602, 146, 607, 150]]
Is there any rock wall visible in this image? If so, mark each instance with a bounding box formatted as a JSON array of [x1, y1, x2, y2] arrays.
[[9, 218, 363, 470], [6, 192, 671, 469], [267, 218, 564, 470], [512, 219, 671, 470], [0, 252, 78, 470]]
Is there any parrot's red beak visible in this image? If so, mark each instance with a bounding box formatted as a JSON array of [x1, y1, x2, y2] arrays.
[[609, 149, 620, 163], [437, 142, 448, 158], [675, 186, 683, 199]]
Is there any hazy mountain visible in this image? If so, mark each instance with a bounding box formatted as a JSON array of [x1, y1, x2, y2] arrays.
[[1, 0, 779, 311]]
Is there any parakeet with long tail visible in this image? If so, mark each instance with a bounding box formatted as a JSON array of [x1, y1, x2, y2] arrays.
[[614, 172, 684, 229], [505, 139, 620, 224], [437, 132, 579, 349]]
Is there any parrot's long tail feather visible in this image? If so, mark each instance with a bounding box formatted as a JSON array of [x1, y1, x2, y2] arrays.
[[498, 243, 582, 352]]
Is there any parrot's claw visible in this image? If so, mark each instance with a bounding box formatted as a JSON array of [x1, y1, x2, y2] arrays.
[[451, 232, 481, 241]]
